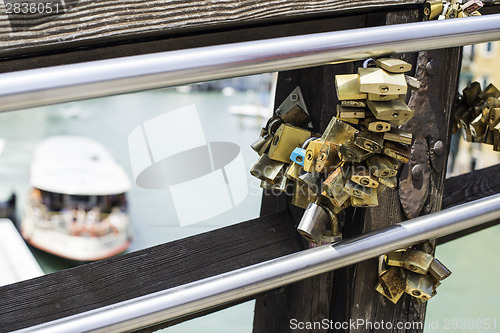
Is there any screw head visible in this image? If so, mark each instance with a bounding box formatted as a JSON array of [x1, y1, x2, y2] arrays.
[[411, 164, 423, 180]]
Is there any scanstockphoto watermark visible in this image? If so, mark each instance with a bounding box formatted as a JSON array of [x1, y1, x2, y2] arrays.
[[289, 318, 423, 331]]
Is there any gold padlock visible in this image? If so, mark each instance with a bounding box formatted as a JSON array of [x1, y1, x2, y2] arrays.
[[351, 187, 378, 207], [268, 123, 311, 163], [382, 141, 411, 163], [341, 100, 367, 108], [362, 118, 392, 133], [463, 81, 482, 107], [321, 117, 359, 145], [367, 93, 401, 101], [358, 67, 407, 95], [344, 179, 372, 200], [386, 249, 434, 274], [303, 139, 323, 172], [315, 142, 341, 173], [470, 111, 488, 141], [375, 58, 412, 74], [285, 162, 302, 180], [292, 181, 317, 209], [494, 122, 500, 151], [405, 271, 434, 301], [340, 118, 359, 125], [478, 83, 500, 100], [424, 0, 444, 20], [323, 166, 350, 207], [366, 97, 414, 125], [489, 108, 500, 130], [354, 131, 384, 153], [428, 258, 452, 282], [276, 87, 311, 127], [250, 154, 286, 182], [378, 175, 397, 189], [340, 141, 373, 163], [337, 105, 366, 118], [383, 128, 413, 145], [351, 163, 379, 188], [335, 74, 368, 100], [377, 267, 406, 304], [366, 155, 399, 178]]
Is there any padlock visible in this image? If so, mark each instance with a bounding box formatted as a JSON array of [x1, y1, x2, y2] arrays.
[[463, 81, 482, 107], [386, 249, 434, 274], [358, 67, 407, 95], [250, 154, 286, 182], [292, 181, 317, 209], [405, 271, 434, 301], [309, 230, 343, 248], [276, 87, 312, 128], [478, 83, 500, 100], [484, 96, 500, 110], [322, 166, 350, 207], [260, 169, 287, 192], [378, 175, 397, 189], [341, 100, 367, 108], [268, 123, 311, 163], [405, 75, 421, 90], [366, 97, 414, 125], [489, 108, 500, 130], [367, 93, 401, 101], [336, 105, 366, 118], [375, 58, 412, 74], [428, 258, 452, 282], [321, 117, 359, 145], [377, 267, 406, 304], [383, 129, 413, 145], [285, 162, 302, 180], [354, 131, 384, 153], [470, 111, 488, 141], [462, 0, 483, 13], [344, 179, 372, 200], [303, 139, 324, 172], [335, 74, 368, 100], [251, 134, 272, 155], [362, 118, 392, 133], [339, 118, 359, 125], [366, 155, 399, 178], [290, 147, 306, 166], [297, 202, 331, 244], [494, 122, 500, 151], [351, 187, 378, 207], [424, 0, 443, 20], [315, 142, 341, 173], [458, 108, 475, 142], [340, 141, 373, 163], [351, 163, 379, 188], [382, 141, 411, 163]]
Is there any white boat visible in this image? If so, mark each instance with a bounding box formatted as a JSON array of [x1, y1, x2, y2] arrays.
[[21, 136, 132, 261]]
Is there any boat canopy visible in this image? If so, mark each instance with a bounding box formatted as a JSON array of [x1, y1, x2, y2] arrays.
[[30, 136, 131, 195]]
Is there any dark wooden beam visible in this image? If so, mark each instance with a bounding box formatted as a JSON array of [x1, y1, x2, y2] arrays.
[[0, 210, 303, 332]]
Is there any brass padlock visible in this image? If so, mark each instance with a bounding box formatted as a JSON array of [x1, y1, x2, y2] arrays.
[[494, 122, 500, 151], [358, 68, 407, 95], [478, 83, 500, 100], [362, 118, 392, 133], [424, 0, 444, 20], [344, 179, 372, 200], [383, 128, 413, 145], [285, 162, 302, 180], [292, 181, 317, 209], [268, 123, 311, 163], [340, 141, 373, 163], [378, 175, 397, 189], [463, 81, 482, 107], [366, 155, 399, 178], [250, 154, 286, 182], [340, 118, 360, 125], [335, 74, 368, 100], [297, 202, 331, 244], [405, 271, 434, 301], [337, 105, 366, 118], [315, 142, 341, 173], [323, 166, 350, 207], [303, 139, 324, 172], [470, 111, 488, 141], [341, 100, 367, 108], [382, 141, 411, 163], [354, 131, 384, 153], [386, 249, 434, 274], [321, 117, 359, 145], [366, 97, 414, 125], [375, 58, 412, 74], [275, 87, 311, 128], [490, 108, 500, 131], [377, 267, 406, 304], [428, 258, 452, 282], [351, 187, 378, 207], [351, 163, 379, 188], [367, 93, 401, 101]]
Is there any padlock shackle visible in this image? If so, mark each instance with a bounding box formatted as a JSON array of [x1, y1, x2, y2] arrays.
[[16, 194, 500, 333], [1, 14, 500, 112]]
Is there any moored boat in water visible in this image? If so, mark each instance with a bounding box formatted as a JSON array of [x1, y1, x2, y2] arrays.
[[21, 136, 132, 261]]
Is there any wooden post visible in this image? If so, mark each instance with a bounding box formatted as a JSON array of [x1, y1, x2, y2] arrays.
[[254, 9, 463, 332]]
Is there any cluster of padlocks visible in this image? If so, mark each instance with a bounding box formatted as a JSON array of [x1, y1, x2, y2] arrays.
[[250, 58, 416, 245], [424, 0, 482, 20], [453, 81, 500, 150], [376, 248, 451, 303]]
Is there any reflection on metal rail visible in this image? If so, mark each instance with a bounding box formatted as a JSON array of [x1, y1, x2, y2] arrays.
[[13, 194, 500, 333], [0, 15, 500, 112]]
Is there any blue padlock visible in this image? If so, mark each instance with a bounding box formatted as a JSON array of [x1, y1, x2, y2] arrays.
[[290, 147, 306, 166]]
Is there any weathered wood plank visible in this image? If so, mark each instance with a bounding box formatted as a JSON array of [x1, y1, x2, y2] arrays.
[[0, 0, 421, 59], [0, 210, 302, 332]]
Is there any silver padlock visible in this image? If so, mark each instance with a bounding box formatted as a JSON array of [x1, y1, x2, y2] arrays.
[[297, 202, 331, 244]]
